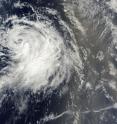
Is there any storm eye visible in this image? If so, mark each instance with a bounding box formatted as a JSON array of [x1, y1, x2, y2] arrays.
[[18, 38, 23, 43], [14, 39, 23, 44]]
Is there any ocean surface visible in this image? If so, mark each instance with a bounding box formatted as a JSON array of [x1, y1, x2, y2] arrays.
[[0, 0, 117, 124]]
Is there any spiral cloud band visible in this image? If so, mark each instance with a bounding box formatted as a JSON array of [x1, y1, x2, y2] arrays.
[[0, 14, 82, 91]]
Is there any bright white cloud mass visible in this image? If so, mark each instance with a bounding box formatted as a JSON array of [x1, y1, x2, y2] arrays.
[[0, 15, 82, 91]]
